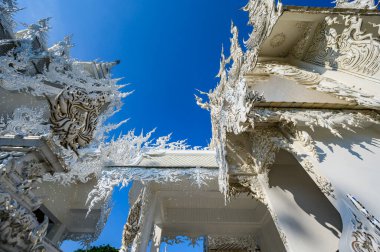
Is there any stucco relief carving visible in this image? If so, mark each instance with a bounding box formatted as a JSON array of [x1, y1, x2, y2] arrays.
[[305, 15, 380, 76], [0, 191, 48, 251], [243, 0, 283, 49], [121, 193, 142, 250], [121, 186, 153, 252], [291, 22, 313, 59], [334, 0, 379, 9], [270, 32, 286, 48], [347, 195, 380, 252], [257, 62, 380, 108], [206, 234, 258, 251], [0, 152, 45, 207], [47, 86, 107, 155], [0, 106, 50, 136], [225, 128, 282, 203]]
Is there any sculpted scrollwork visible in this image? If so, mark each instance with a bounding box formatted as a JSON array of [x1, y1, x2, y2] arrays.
[[347, 195, 380, 252], [47, 86, 108, 154], [305, 15, 380, 77]]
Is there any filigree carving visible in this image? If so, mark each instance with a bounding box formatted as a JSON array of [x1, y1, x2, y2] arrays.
[[121, 193, 142, 249], [47, 86, 107, 154], [206, 235, 257, 250], [305, 15, 380, 76], [277, 123, 336, 198], [0, 106, 50, 136], [225, 128, 282, 203], [0, 191, 48, 251], [244, 0, 283, 49], [334, 0, 379, 9], [161, 235, 203, 247], [253, 108, 380, 138]]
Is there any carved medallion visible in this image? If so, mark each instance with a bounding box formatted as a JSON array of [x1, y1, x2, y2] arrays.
[[270, 33, 286, 48]]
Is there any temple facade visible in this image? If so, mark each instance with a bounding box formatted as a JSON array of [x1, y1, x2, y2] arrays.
[[124, 1, 380, 252], [1, 0, 380, 252], [0, 1, 125, 250]]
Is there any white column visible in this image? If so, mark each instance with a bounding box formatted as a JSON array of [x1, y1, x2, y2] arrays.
[[150, 224, 162, 252]]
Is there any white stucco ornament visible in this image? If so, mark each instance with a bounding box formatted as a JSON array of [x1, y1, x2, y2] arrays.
[[334, 0, 379, 9]]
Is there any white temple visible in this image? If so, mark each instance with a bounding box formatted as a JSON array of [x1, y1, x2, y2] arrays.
[[1, 0, 380, 251]]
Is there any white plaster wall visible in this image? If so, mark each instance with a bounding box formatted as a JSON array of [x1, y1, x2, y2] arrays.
[[257, 216, 287, 252], [266, 151, 342, 252], [306, 125, 380, 217]]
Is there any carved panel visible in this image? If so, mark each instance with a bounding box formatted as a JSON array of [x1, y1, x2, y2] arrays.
[[304, 15, 380, 76], [122, 193, 142, 249], [47, 86, 107, 154], [206, 235, 258, 251]]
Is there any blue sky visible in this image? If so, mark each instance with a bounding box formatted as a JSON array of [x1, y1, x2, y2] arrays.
[[15, 0, 333, 251]]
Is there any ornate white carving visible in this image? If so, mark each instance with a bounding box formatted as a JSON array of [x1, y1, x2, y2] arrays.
[[257, 62, 380, 108], [253, 108, 380, 138], [0, 106, 50, 136], [0, 191, 48, 251], [346, 194, 380, 252], [334, 0, 379, 9], [46, 86, 107, 154], [305, 15, 380, 76], [121, 193, 143, 250], [206, 235, 258, 251], [161, 235, 203, 247], [243, 0, 283, 49], [291, 22, 313, 59]]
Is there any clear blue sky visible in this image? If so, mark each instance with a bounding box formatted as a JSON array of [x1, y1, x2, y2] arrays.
[[15, 0, 333, 251]]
